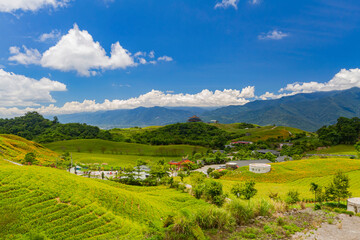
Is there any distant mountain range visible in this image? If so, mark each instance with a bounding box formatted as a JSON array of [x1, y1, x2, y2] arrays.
[[56, 87, 360, 131], [56, 107, 203, 129]]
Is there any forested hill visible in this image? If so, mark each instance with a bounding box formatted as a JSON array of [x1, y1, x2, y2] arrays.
[[202, 87, 360, 132], [132, 122, 241, 148], [0, 112, 111, 143]]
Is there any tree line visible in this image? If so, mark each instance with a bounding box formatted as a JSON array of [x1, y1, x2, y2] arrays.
[[0, 112, 112, 143]]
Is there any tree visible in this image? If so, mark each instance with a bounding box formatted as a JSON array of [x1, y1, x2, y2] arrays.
[[310, 182, 323, 205], [24, 152, 37, 165], [325, 171, 351, 206], [204, 180, 226, 206], [231, 181, 257, 200], [355, 141, 360, 158], [264, 152, 277, 162]]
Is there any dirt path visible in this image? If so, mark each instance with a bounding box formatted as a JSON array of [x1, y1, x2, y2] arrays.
[[2, 159, 23, 166], [293, 214, 360, 240]]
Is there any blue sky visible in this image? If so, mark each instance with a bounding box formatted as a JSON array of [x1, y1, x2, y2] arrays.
[[1, 0, 360, 116]]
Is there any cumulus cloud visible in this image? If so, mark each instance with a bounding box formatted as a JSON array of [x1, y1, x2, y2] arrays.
[[0, 87, 255, 117], [39, 30, 61, 42], [0, 0, 69, 12], [8, 46, 41, 65], [260, 68, 360, 100], [258, 30, 289, 40], [9, 24, 173, 76], [215, 0, 239, 10], [0, 69, 67, 107]]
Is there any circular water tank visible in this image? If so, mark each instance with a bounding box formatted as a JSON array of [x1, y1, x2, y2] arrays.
[[249, 163, 271, 174], [347, 198, 360, 213]]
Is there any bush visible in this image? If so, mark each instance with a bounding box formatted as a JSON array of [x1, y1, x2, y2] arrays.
[[204, 180, 226, 206], [192, 184, 205, 199], [285, 190, 300, 204]]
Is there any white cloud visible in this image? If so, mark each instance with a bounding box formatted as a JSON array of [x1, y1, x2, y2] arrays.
[[149, 51, 155, 58], [0, 0, 69, 13], [9, 24, 172, 76], [250, 0, 259, 4], [0, 69, 66, 107], [258, 30, 289, 40], [158, 56, 173, 62], [40, 24, 135, 76], [0, 87, 254, 117], [260, 68, 360, 100], [8, 46, 41, 65], [39, 30, 61, 42], [215, 0, 238, 10], [281, 68, 360, 93]]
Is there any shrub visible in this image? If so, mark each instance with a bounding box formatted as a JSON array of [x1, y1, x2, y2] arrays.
[[268, 191, 281, 201], [204, 180, 226, 206], [192, 184, 205, 199], [285, 190, 300, 204], [231, 181, 257, 200]]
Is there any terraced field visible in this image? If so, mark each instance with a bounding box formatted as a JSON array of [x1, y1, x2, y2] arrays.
[[0, 160, 209, 239], [0, 134, 59, 165]]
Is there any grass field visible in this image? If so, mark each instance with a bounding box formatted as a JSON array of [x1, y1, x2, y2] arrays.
[[0, 160, 210, 239], [45, 139, 207, 156], [0, 134, 59, 165], [210, 124, 308, 141], [308, 144, 357, 155], [217, 157, 360, 200], [44, 139, 207, 167]]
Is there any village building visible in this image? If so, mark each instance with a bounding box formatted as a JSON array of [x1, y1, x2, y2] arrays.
[[347, 198, 360, 213], [169, 159, 194, 170], [256, 149, 281, 156], [249, 163, 271, 174], [188, 115, 202, 122], [230, 141, 253, 145]]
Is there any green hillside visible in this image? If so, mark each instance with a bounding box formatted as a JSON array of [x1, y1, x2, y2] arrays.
[[45, 139, 207, 156], [0, 160, 209, 239], [0, 134, 59, 165]]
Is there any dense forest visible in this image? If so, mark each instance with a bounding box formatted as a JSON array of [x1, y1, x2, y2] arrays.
[[0, 112, 112, 143], [132, 122, 241, 148], [317, 117, 360, 145]]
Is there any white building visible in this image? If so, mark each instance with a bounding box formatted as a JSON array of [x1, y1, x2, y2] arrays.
[[347, 198, 360, 213], [249, 163, 271, 174]]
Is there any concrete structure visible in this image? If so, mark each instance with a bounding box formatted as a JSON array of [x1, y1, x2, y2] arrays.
[[249, 163, 271, 174], [347, 198, 360, 213], [256, 149, 281, 156], [226, 162, 238, 169]]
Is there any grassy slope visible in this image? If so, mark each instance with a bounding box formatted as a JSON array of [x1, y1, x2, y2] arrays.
[[0, 134, 59, 164], [210, 124, 307, 141], [217, 158, 360, 200], [44, 139, 207, 167], [45, 139, 207, 156], [308, 144, 357, 155], [0, 160, 209, 239]]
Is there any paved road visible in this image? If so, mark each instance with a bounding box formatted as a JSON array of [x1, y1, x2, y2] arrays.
[[3, 159, 23, 166]]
